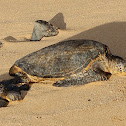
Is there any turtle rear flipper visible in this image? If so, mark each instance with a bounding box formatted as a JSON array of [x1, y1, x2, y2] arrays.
[[53, 70, 111, 87], [0, 98, 9, 107]]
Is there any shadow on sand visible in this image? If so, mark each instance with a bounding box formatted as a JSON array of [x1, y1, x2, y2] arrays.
[[66, 22, 126, 59], [49, 12, 66, 30]]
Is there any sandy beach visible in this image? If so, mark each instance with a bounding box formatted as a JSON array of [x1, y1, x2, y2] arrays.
[[0, 0, 126, 126]]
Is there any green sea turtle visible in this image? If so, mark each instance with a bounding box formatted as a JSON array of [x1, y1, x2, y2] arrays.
[[0, 39, 126, 107], [30, 20, 59, 41]]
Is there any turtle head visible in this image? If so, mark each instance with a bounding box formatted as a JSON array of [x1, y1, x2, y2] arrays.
[[109, 56, 126, 75]]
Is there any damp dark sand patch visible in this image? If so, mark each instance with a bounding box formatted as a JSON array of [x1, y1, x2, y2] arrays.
[[3, 36, 17, 42]]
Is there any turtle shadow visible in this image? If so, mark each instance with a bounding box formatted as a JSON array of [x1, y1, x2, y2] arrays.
[[65, 22, 126, 59]]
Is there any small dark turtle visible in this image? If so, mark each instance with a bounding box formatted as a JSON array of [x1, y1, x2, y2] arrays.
[[0, 77, 30, 107], [1, 39, 126, 106], [30, 20, 59, 41]]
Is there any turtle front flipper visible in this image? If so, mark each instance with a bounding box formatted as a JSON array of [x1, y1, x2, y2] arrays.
[[53, 69, 111, 87]]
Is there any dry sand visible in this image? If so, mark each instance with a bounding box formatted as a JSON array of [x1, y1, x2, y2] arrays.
[[0, 0, 126, 126]]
